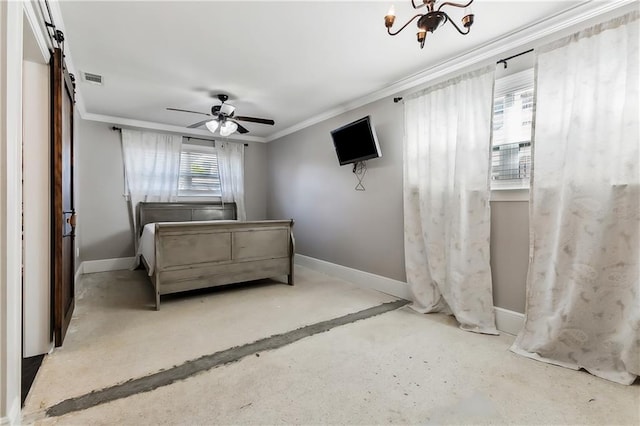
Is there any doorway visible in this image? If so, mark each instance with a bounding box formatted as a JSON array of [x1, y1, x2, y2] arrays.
[[21, 9, 52, 406]]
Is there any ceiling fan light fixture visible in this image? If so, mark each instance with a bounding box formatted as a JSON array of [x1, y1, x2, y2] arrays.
[[219, 120, 238, 137], [220, 104, 236, 116], [205, 119, 219, 133]]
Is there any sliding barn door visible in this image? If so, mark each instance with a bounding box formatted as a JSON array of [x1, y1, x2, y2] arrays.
[[51, 48, 76, 346]]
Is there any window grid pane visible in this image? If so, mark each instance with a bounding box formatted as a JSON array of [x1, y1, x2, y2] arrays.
[[491, 81, 534, 189], [491, 141, 531, 181]]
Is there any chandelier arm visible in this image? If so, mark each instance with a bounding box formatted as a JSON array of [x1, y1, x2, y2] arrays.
[[437, 0, 473, 11], [387, 14, 424, 36], [410, 0, 427, 10], [443, 11, 471, 35]]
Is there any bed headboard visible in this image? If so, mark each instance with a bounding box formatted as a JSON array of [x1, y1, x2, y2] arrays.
[[137, 202, 237, 236]]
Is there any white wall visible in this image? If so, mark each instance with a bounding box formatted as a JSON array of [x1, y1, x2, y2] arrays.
[[22, 59, 51, 357]]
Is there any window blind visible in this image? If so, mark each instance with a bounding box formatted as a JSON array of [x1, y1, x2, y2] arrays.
[[178, 147, 221, 196]]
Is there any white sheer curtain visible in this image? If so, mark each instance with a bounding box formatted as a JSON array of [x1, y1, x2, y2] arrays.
[[404, 65, 498, 335], [512, 12, 639, 385], [121, 129, 183, 244], [217, 142, 246, 221]]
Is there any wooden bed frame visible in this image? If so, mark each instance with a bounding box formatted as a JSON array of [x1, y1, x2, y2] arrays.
[[137, 202, 295, 310]]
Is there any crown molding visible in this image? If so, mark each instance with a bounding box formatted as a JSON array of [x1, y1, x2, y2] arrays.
[[47, 0, 633, 144], [46, 0, 262, 142], [23, 1, 50, 63], [265, 0, 634, 142], [83, 112, 267, 143]]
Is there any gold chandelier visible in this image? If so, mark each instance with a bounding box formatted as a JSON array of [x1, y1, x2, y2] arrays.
[[384, 0, 475, 49]]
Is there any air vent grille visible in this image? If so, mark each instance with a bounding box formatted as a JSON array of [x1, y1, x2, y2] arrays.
[[82, 72, 103, 85]]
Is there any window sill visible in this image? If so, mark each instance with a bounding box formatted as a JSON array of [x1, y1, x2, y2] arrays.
[[490, 188, 529, 202], [177, 196, 222, 202]]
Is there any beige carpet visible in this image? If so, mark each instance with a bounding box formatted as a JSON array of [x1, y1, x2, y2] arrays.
[[23, 266, 639, 425]]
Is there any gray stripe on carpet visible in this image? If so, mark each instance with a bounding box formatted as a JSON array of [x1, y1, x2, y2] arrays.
[[46, 299, 410, 417]]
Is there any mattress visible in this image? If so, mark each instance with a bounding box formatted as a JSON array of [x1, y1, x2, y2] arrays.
[[137, 223, 156, 275]]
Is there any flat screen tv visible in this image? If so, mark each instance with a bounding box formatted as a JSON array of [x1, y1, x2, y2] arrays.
[[330, 116, 382, 166]]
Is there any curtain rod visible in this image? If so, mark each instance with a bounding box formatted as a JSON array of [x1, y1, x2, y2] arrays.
[[111, 126, 249, 146], [393, 48, 535, 103], [496, 48, 534, 69]]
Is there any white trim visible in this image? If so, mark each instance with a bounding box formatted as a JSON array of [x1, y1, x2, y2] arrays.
[[295, 254, 412, 300], [494, 307, 525, 336], [83, 112, 266, 143], [265, 0, 632, 142], [490, 189, 530, 202], [82, 257, 136, 274], [1, 1, 23, 422], [0, 397, 19, 426], [22, 1, 50, 63], [75, 262, 84, 283], [295, 255, 525, 335]]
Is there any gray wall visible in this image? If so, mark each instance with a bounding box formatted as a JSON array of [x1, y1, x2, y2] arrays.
[[76, 120, 133, 261], [76, 119, 269, 262], [267, 98, 530, 313], [75, 102, 529, 313], [490, 201, 529, 313], [267, 99, 406, 282]]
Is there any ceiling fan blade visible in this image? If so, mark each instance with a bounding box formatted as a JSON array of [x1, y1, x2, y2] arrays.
[[167, 107, 211, 117], [235, 123, 249, 134], [187, 119, 212, 129], [235, 116, 275, 125]]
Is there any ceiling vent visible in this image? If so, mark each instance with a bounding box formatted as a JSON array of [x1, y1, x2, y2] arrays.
[[82, 71, 103, 85]]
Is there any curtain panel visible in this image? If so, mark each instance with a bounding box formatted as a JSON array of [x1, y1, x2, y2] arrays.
[[121, 129, 183, 246], [217, 142, 246, 221], [512, 11, 639, 385], [403, 65, 498, 335]]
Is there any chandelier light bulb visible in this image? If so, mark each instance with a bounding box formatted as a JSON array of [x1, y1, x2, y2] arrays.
[[387, 5, 395, 17], [385, 4, 396, 28]]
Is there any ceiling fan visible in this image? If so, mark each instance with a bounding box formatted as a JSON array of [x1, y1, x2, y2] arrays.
[[167, 94, 275, 136]]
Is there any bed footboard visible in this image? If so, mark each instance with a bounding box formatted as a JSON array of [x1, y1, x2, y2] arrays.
[[152, 220, 295, 310]]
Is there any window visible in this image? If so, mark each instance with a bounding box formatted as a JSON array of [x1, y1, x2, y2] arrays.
[[178, 144, 221, 197], [491, 69, 534, 190]]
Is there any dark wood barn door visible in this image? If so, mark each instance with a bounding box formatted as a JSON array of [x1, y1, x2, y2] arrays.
[[51, 48, 76, 346]]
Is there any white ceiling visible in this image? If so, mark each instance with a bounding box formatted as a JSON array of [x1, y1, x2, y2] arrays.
[[58, 1, 586, 141]]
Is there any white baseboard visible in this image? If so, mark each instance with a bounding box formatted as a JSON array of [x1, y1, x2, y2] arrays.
[[82, 257, 136, 274], [295, 254, 412, 300], [295, 254, 524, 335], [74, 262, 84, 282], [494, 306, 525, 336], [0, 397, 20, 425]]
